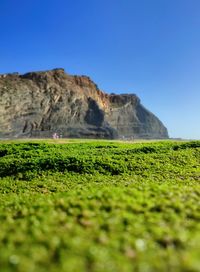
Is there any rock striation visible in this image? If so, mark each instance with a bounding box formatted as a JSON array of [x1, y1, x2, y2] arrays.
[[0, 69, 168, 139]]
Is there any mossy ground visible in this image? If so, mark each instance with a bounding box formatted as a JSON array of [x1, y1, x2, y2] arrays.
[[0, 140, 200, 272]]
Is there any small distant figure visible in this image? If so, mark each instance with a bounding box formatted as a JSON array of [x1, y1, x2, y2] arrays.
[[52, 132, 59, 139]]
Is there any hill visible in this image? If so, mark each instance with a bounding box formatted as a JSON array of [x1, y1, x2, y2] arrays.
[[0, 69, 168, 139]]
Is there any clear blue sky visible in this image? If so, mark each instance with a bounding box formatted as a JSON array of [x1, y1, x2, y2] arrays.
[[0, 0, 200, 139]]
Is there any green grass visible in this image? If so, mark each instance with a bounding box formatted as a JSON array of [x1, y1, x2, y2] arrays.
[[0, 140, 200, 272]]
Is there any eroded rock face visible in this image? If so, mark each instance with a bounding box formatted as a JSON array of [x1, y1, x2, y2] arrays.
[[0, 69, 168, 139]]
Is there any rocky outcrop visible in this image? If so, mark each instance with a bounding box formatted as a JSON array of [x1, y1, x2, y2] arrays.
[[0, 68, 168, 139]]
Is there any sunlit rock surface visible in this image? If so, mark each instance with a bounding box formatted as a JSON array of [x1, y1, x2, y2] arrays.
[[0, 69, 168, 139]]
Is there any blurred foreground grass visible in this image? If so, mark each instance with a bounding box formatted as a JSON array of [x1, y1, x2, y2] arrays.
[[0, 140, 200, 272]]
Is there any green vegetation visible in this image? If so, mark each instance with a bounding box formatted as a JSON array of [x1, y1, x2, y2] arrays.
[[0, 140, 200, 272]]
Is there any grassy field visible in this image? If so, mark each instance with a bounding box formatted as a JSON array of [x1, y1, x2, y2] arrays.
[[0, 140, 200, 272]]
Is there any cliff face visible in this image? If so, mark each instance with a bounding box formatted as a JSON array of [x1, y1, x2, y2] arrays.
[[0, 69, 168, 139]]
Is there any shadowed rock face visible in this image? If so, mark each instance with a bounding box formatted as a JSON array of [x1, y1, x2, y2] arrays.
[[0, 69, 168, 139]]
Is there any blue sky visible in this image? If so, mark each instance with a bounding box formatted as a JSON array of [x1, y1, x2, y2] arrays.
[[0, 0, 200, 139]]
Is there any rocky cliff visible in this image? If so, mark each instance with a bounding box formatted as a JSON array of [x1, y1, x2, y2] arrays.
[[0, 69, 168, 139]]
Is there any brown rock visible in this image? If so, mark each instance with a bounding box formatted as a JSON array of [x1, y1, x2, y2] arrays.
[[0, 68, 168, 139]]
